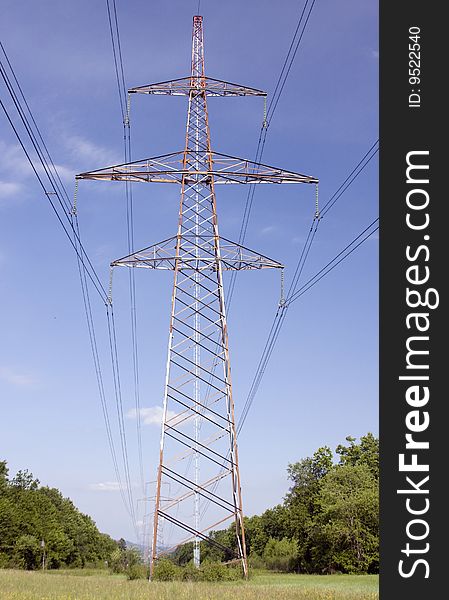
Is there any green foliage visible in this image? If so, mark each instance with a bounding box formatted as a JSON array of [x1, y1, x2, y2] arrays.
[[180, 560, 201, 581], [315, 464, 379, 573], [109, 542, 143, 576], [153, 559, 242, 582], [170, 433, 379, 576], [336, 434, 379, 479], [10, 470, 40, 491], [13, 534, 41, 570], [126, 563, 148, 580], [0, 460, 118, 570], [109, 548, 124, 573], [152, 558, 179, 581], [171, 541, 193, 565], [200, 560, 241, 581], [263, 538, 298, 572]]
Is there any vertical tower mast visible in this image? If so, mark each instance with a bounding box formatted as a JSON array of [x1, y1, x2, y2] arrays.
[[77, 14, 318, 580], [153, 15, 248, 573]]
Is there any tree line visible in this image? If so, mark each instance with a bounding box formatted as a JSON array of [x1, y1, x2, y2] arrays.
[[0, 461, 117, 569], [170, 433, 379, 574], [1, 433, 378, 575]]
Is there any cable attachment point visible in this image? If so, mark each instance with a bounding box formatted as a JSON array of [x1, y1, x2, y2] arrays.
[[72, 179, 79, 216], [124, 93, 131, 127], [314, 182, 321, 220], [278, 267, 286, 309], [108, 266, 114, 306], [262, 96, 268, 129]]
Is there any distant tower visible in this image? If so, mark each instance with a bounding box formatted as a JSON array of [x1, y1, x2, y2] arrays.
[[77, 15, 317, 579]]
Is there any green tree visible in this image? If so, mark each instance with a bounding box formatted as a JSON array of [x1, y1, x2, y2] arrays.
[[0, 460, 8, 489], [263, 537, 298, 572], [11, 469, 40, 491], [284, 446, 333, 571], [172, 541, 193, 566], [14, 534, 41, 570], [0, 461, 118, 570], [336, 433, 379, 479], [314, 463, 379, 573]]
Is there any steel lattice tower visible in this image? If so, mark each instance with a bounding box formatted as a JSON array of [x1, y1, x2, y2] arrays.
[[77, 15, 317, 579]]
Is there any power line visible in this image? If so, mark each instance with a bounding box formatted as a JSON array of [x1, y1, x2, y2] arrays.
[[321, 140, 379, 217], [236, 142, 379, 434], [266, 0, 317, 122], [106, 305, 139, 536], [236, 218, 379, 436], [104, 0, 146, 498], [201, 142, 379, 520], [227, 0, 317, 310], [197, 1, 319, 453], [287, 218, 379, 306], [0, 40, 138, 533], [72, 214, 133, 519], [0, 46, 108, 304], [0, 41, 72, 214], [106, 0, 127, 120]]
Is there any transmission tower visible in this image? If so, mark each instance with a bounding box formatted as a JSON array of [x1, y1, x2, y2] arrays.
[[77, 15, 317, 578]]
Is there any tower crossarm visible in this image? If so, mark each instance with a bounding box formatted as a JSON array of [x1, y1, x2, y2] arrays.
[[76, 150, 318, 185], [129, 76, 266, 97], [110, 235, 284, 271]]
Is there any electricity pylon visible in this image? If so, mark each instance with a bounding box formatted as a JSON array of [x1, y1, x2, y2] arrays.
[[77, 15, 317, 579]]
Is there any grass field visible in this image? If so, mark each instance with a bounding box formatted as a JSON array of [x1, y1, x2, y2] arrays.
[[0, 569, 378, 599]]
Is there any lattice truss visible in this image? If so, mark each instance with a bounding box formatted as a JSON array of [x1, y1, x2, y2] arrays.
[[77, 15, 317, 578]]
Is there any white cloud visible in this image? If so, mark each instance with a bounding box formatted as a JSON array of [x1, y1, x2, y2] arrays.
[[291, 235, 305, 245], [260, 225, 276, 236], [88, 481, 122, 492], [0, 140, 75, 189], [0, 366, 38, 387], [64, 135, 121, 169], [0, 141, 30, 175], [371, 50, 379, 59], [51, 163, 76, 183], [127, 405, 182, 427], [0, 181, 22, 200]]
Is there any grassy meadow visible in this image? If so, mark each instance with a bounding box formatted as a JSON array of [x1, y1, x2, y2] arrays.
[[0, 569, 378, 600]]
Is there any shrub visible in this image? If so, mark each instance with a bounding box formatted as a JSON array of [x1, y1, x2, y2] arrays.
[[200, 560, 227, 581], [200, 561, 242, 581], [109, 548, 124, 573], [263, 537, 298, 572], [180, 561, 201, 581], [126, 563, 147, 580], [248, 553, 265, 570], [152, 558, 178, 581]]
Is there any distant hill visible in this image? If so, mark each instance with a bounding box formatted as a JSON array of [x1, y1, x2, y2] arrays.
[[125, 540, 145, 555]]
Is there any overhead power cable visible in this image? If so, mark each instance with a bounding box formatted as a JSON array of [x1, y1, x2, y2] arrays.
[[287, 218, 379, 306], [0, 44, 108, 304], [72, 215, 133, 519], [198, 2, 319, 444], [227, 0, 317, 310], [201, 142, 379, 521], [320, 140, 379, 217], [106, 305, 139, 536], [236, 141, 379, 434], [105, 0, 146, 498], [237, 217, 378, 435], [0, 41, 138, 534]]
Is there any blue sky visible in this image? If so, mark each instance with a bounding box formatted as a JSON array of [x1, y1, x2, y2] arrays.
[[0, 0, 378, 543]]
